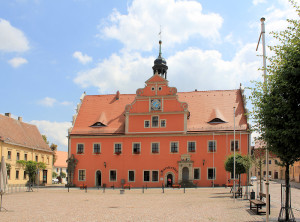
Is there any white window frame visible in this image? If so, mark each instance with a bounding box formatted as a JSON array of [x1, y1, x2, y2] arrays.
[[93, 143, 101, 154], [160, 119, 166, 128], [151, 115, 159, 128], [109, 170, 117, 182], [24, 153, 27, 161], [114, 143, 122, 154], [187, 141, 196, 153], [193, 168, 201, 180], [151, 142, 160, 154], [128, 170, 135, 182], [230, 140, 239, 151], [144, 120, 150, 128], [152, 170, 159, 182], [207, 140, 217, 153], [78, 169, 86, 181], [77, 143, 85, 154], [16, 152, 20, 160], [207, 168, 216, 180], [143, 170, 150, 182], [170, 141, 179, 153], [132, 142, 141, 154]]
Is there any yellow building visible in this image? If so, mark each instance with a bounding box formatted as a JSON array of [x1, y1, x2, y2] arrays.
[[0, 113, 53, 185], [290, 161, 300, 183]]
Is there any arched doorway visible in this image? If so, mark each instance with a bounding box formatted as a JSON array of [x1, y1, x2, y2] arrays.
[[95, 170, 101, 187], [167, 173, 173, 187], [182, 167, 189, 181]]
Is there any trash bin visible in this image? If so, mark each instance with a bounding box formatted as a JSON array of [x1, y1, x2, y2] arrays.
[[250, 190, 255, 199]]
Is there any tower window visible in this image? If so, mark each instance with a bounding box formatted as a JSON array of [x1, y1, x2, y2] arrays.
[[152, 116, 159, 127], [151, 87, 155, 91], [144, 120, 150, 128], [158, 87, 162, 91]]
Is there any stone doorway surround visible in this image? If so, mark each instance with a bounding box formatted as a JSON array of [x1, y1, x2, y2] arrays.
[[164, 171, 175, 186], [178, 154, 194, 183]]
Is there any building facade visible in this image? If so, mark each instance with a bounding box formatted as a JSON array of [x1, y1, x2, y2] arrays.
[[0, 113, 53, 185], [68, 45, 250, 188], [53, 151, 68, 184]]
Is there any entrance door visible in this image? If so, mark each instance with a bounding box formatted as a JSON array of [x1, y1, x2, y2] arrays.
[[96, 171, 101, 187], [43, 170, 47, 184], [167, 174, 173, 187], [182, 167, 189, 181], [274, 171, 278, 179]]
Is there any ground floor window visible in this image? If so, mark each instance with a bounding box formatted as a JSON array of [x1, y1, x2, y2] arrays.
[[128, 170, 135, 182], [23, 171, 27, 179], [78, 170, 86, 181], [16, 170, 19, 179], [110, 170, 117, 182], [152, 171, 159, 182], [207, 168, 216, 180], [194, 168, 200, 180], [7, 169, 10, 179], [144, 171, 150, 182]]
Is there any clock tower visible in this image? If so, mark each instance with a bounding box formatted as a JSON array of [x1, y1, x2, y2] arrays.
[[152, 40, 168, 79]]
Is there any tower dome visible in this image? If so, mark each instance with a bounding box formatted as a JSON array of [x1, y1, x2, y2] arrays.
[[152, 40, 168, 79]]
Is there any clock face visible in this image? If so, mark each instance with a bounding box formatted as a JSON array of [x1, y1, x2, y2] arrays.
[[151, 99, 161, 110]]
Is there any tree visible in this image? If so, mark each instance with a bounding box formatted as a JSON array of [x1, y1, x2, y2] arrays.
[[60, 172, 66, 178], [52, 172, 58, 178], [249, 2, 300, 220], [251, 147, 266, 194], [17, 160, 46, 185], [42, 135, 49, 145], [224, 154, 249, 187], [50, 143, 58, 164]]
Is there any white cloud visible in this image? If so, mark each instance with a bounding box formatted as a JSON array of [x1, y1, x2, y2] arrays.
[[8, 57, 28, 68], [100, 0, 223, 51], [73, 51, 93, 64], [60, 101, 73, 106], [30, 120, 71, 151], [0, 18, 29, 52], [74, 43, 261, 93], [252, 0, 266, 5], [38, 97, 57, 107]]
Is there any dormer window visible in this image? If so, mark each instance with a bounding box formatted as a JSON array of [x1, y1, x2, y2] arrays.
[[90, 122, 106, 127], [208, 118, 226, 124]]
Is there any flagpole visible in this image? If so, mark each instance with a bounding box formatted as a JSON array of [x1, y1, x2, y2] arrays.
[[233, 106, 236, 202], [257, 17, 269, 222]]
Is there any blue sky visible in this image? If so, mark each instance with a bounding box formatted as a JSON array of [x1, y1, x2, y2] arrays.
[[0, 0, 298, 151]]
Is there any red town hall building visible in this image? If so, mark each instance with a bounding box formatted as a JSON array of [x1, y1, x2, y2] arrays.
[[68, 42, 250, 188]]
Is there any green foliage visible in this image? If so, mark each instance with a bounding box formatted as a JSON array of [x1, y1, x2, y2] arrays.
[[52, 172, 58, 178], [50, 143, 58, 164], [60, 172, 66, 178], [42, 135, 49, 145], [224, 154, 248, 175], [0, 162, 11, 171], [17, 160, 46, 183]]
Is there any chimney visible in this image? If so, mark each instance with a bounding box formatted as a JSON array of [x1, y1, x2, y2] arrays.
[[116, 91, 120, 100], [5, 113, 11, 118], [18, 117, 23, 122]]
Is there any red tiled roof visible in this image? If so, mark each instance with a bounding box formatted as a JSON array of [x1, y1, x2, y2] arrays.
[[54, 151, 68, 168], [70, 89, 248, 135], [0, 114, 51, 152]]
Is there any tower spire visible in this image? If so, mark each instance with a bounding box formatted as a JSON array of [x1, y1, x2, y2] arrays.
[[152, 27, 168, 79]]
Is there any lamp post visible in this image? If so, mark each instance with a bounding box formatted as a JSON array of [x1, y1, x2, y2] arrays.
[[233, 107, 236, 202]]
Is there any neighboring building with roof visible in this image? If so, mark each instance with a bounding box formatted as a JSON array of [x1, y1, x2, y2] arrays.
[[250, 140, 285, 180], [0, 113, 53, 185], [53, 151, 68, 184], [68, 41, 250, 188]]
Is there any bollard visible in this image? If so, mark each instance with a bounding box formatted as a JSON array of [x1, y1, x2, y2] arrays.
[[143, 186, 144, 193], [162, 183, 164, 193], [146, 184, 147, 190], [85, 186, 87, 193]]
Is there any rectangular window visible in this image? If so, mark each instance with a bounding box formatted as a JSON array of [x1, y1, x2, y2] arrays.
[[7, 170, 10, 179], [151, 143, 159, 153], [160, 119, 166, 127], [16, 170, 19, 179], [194, 168, 200, 180], [170, 142, 178, 153], [230, 172, 239, 180], [144, 120, 150, 128], [56, 168, 59, 172], [24, 153, 27, 161], [35, 155, 38, 162], [263, 171, 266, 176], [207, 168, 216, 180], [128, 171, 135, 182], [23, 171, 27, 179], [110, 170, 117, 182], [93, 143, 101, 154], [152, 116, 159, 127], [208, 140, 216, 152], [78, 170, 86, 181], [77, 144, 84, 154], [258, 171, 261, 176], [114, 143, 122, 154], [144, 171, 150, 182], [269, 171, 272, 176], [263, 160, 266, 164], [269, 160, 272, 164], [47, 157, 49, 164], [188, 141, 196, 152], [17, 152, 20, 160], [132, 143, 141, 154], [152, 171, 159, 182], [230, 140, 239, 151], [8, 151, 11, 159]]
